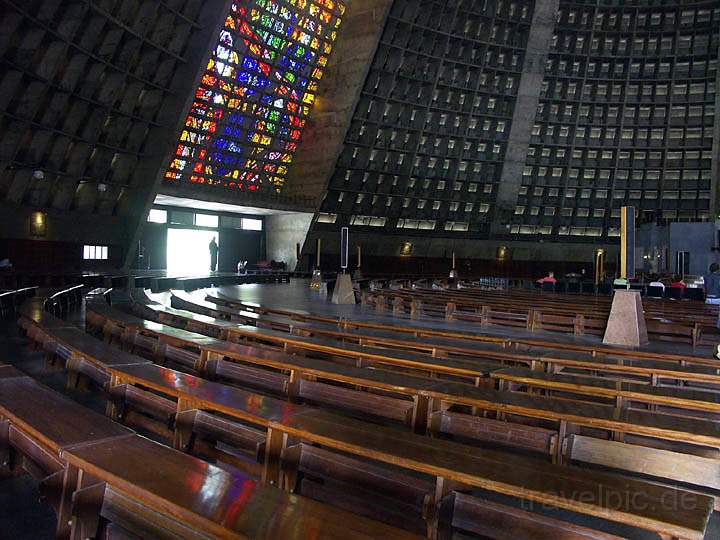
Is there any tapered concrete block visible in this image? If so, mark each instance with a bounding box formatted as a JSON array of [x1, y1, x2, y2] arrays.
[[332, 273, 356, 304], [603, 290, 648, 347]]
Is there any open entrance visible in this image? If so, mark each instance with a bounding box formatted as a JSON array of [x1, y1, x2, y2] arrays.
[[167, 228, 217, 275]]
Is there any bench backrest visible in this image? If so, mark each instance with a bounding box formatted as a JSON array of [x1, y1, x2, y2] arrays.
[[565, 434, 720, 491]]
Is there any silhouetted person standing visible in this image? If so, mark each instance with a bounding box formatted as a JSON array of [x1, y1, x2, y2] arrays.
[[209, 238, 219, 272]]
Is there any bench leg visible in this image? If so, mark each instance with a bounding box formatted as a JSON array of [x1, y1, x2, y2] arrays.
[[0, 419, 12, 471], [38, 469, 65, 515], [70, 481, 106, 540], [173, 409, 198, 452], [279, 443, 302, 492], [66, 369, 82, 391], [106, 376, 124, 421], [430, 478, 469, 539], [56, 464, 80, 539], [434, 492, 456, 540], [262, 427, 288, 487], [412, 395, 430, 435]]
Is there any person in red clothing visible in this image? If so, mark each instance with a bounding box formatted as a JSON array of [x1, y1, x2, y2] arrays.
[[669, 275, 687, 289], [537, 271, 557, 284]]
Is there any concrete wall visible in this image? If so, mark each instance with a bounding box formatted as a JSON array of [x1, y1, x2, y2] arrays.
[[265, 213, 314, 271], [493, 0, 559, 234], [282, 0, 393, 209], [637, 222, 720, 275], [306, 228, 618, 263]]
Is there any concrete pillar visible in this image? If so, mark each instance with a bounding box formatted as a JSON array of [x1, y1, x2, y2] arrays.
[[492, 0, 559, 235]]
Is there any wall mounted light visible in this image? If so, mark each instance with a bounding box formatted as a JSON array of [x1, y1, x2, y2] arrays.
[[29, 211, 46, 236], [400, 242, 413, 256]]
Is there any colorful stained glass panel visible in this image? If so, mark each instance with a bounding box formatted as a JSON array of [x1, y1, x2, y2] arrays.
[[164, 0, 345, 193]]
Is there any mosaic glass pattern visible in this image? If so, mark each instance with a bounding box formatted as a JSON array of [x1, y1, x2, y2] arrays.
[[165, 0, 345, 192]]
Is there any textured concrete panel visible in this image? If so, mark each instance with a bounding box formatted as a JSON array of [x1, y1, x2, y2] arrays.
[[492, 0, 559, 234], [283, 0, 393, 208], [265, 212, 315, 271]]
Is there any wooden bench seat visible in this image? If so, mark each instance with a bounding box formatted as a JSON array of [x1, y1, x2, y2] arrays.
[[263, 409, 713, 540], [228, 306, 718, 388], [60, 434, 420, 540], [0, 376, 133, 463], [283, 443, 434, 535], [208, 291, 337, 324], [437, 491, 623, 540], [364, 288, 703, 345], [203, 290, 720, 371], [540, 351, 720, 386], [18, 310, 294, 470], [227, 324, 502, 381], [94, 300, 720, 451], [18, 297, 76, 331], [133, 300, 236, 338], [420, 380, 720, 456], [107, 363, 301, 430], [0, 376, 135, 537], [89, 301, 442, 429], [493, 367, 720, 415], [171, 290, 265, 324], [0, 364, 26, 379], [564, 434, 720, 502]]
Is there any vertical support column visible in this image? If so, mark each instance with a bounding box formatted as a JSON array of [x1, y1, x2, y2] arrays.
[[620, 206, 636, 280], [492, 0, 560, 235], [710, 38, 720, 218]]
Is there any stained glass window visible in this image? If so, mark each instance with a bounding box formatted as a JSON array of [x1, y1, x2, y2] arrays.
[[164, 0, 345, 193]]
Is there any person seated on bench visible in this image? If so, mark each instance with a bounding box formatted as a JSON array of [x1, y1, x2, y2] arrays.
[[536, 272, 557, 285], [648, 277, 665, 291], [704, 263, 720, 305], [669, 275, 687, 289]]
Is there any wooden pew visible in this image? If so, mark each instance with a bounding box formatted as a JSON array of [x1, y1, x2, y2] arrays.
[[492, 367, 720, 417], [0, 286, 37, 319], [87, 301, 448, 433], [95, 297, 503, 383], [0, 290, 17, 318], [22, 294, 720, 536], [103, 362, 303, 475], [206, 290, 718, 368], [226, 324, 501, 383], [0, 373, 417, 539], [44, 284, 84, 318], [76, 299, 720, 466], [16, 308, 221, 456], [419, 380, 720, 459], [365, 288, 705, 345], [263, 409, 712, 540], [26, 305, 441, 532], [437, 492, 622, 540], [171, 290, 278, 326], [0, 364, 26, 379], [118, 297, 720, 452], [61, 434, 419, 540], [132, 300, 237, 339], [135, 292, 720, 389], [563, 435, 720, 510], [0, 375, 135, 537]]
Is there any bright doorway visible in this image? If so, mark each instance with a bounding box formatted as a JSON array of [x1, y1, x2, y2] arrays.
[[167, 228, 218, 275]]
